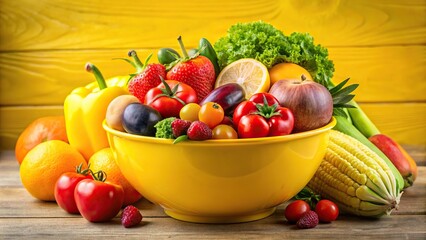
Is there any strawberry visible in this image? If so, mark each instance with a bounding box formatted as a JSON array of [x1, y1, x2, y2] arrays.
[[121, 205, 143, 228], [127, 50, 166, 103], [187, 121, 212, 140], [171, 119, 191, 138], [296, 210, 319, 229], [166, 36, 215, 102]]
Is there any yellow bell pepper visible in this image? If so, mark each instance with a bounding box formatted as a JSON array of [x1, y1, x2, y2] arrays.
[[64, 63, 128, 160]]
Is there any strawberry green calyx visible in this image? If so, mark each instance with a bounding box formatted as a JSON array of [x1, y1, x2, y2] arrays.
[[92, 170, 107, 182], [85, 62, 108, 90]]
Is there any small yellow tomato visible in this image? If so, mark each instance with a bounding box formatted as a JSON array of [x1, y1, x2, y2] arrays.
[[180, 103, 201, 121], [212, 124, 238, 139]]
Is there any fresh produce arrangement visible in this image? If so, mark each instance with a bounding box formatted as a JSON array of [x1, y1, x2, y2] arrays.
[[14, 20, 418, 228]]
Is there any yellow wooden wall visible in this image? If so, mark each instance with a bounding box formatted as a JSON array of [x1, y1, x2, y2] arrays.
[[1, 0, 425, 149]]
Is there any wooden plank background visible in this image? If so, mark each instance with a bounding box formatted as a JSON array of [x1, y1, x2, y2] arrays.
[[0, 0, 425, 149]]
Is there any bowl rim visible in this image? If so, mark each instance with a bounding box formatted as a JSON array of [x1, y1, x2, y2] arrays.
[[103, 117, 336, 145]]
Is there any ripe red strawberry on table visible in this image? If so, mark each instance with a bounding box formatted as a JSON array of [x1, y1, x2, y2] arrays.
[[166, 36, 216, 102], [127, 50, 167, 103]]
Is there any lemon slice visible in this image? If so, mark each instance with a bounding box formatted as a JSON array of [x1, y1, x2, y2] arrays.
[[215, 58, 270, 99]]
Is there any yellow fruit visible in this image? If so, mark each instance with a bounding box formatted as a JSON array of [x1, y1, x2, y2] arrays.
[[215, 58, 270, 99], [268, 62, 313, 85], [89, 148, 142, 206], [20, 140, 87, 201]]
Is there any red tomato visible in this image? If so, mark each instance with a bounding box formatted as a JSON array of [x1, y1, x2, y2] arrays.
[[238, 115, 269, 138], [232, 101, 257, 128], [54, 171, 92, 214], [284, 200, 311, 223], [248, 92, 280, 106], [233, 93, 294, 138], [198, 102, 225, 129], [74, 176, 124, 222], [268, 107, 294, 136], [145, 80, 197, 118], [315, 199, 339, 222]]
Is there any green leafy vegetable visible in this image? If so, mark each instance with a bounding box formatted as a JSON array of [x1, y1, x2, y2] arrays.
[[154, 117, 176, 139], [214, 21, 335, 87]]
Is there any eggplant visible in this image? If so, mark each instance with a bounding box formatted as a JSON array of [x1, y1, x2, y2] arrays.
[[200, 83, 245, 115]]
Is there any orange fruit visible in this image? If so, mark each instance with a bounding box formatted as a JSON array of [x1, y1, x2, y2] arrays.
[[15, 116, 68, 164], [88, 148, 142, 206], [268, 62, 313, 85], [20, 140, 87, 201]]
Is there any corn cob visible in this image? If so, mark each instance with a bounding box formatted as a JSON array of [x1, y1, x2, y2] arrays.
[[308, 130, 402, 217], [333, 115, 404, 194]]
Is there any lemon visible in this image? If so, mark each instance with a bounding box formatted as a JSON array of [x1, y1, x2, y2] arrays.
[[215, 58, 270, 99]]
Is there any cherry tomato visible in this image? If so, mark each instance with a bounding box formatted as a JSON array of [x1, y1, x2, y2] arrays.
[[315, 199, 339, 222], [212, 124, 238, 139], [145, 80, 197, 118], [180, 103, 201, 121], [249, 92, 280, 106], [74, 172, 124, 222], [198, 102, 225, 129], [268, 107, 294, 136], [284, 200, 311, 223], [54, 165, 92, 214], [232, 101, 257, 128], [233, 93, 294, 138], [238, 115, 269, 138]]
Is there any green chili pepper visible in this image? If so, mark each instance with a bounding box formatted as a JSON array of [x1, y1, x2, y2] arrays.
[[157, 48, 180, 65], [198, 38, 220, 76]]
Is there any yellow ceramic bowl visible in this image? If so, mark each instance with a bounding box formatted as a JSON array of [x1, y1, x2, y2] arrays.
[[104, 117, 336, 223]]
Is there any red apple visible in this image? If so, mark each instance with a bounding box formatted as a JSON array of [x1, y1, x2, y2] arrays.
[[268, 76, 333, 132]]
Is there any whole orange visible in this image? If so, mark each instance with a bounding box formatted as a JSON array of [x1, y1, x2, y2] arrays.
[[15, 116, 68, 164], [269, 62, 313, 85], [89, 148, 142, 206], [20, 140, 87, 201]]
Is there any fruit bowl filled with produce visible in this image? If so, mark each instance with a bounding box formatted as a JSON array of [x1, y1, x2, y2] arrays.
[[103, 116, 336, 223], [98, 21, 350, 223]]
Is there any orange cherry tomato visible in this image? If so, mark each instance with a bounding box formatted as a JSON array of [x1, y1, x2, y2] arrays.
[[212, 124, 238, 139], [198, 102, 224, 129]]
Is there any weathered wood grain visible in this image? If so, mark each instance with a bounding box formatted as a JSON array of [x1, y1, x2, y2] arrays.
[[0, 215, 425, 240], [0, 0, 425, 51], [1, 151, 425, 217], [0, 152, 425, 239], [1, 0, 425, 150]]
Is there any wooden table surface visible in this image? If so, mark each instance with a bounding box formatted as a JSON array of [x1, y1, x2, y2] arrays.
[[1, 147, 425, 239]]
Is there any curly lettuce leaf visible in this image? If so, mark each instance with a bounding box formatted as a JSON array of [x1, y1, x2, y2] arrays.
[[214, 21, 335, 87]]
